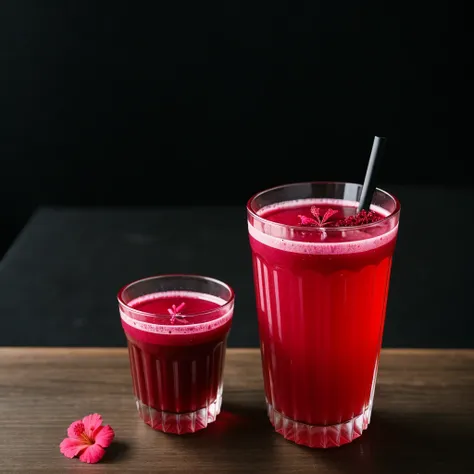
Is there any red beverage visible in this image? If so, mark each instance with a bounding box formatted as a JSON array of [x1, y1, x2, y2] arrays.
[[247, 183, 400, 448], [118, 275, 234, 434]]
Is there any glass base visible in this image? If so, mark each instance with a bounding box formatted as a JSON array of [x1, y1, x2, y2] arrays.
[[267, 401, 372, 448], [135, 392, 222, 434]]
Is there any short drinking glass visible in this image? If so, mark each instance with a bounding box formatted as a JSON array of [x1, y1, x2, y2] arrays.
[[118, 274, 235, 434]]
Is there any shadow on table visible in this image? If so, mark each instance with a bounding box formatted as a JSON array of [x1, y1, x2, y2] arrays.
[[161, 398, 278, 470], [188, 399, 274, 444], [304, 411, 473, 474], [101, 440, 131, 463]]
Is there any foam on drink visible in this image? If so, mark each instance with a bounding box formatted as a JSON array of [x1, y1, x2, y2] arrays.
[[248, 198, 398, 255], [120, 291, 232, 335]]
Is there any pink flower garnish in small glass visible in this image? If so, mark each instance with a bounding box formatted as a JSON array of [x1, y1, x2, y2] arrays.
[[59, 413, 115, 464], [167, 302, 186, 323]]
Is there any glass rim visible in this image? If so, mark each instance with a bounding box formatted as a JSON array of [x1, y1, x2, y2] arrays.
[[117, 273, 235, 319], [246, 181, 401, 232]]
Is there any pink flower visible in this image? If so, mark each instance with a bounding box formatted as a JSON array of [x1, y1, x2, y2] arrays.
[[59, 413, 115, 464], [167, 302, 186, 323]]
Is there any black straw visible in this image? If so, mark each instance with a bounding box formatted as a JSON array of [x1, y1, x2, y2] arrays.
[[357, 136, 387, 212]]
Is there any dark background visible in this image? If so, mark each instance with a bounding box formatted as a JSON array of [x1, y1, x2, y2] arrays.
[[1, 1, 472, 254], [0, 2, 472, 347]]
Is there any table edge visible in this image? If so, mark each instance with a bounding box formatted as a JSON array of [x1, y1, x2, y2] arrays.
[[0, 347, 473, 356]]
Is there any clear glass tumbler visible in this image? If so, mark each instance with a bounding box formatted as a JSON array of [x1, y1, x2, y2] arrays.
[[117, 274, 235, 434], [247, 182, 400, 448]]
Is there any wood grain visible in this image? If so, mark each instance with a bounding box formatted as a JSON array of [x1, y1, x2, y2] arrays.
[[0, 348, 473, 473]]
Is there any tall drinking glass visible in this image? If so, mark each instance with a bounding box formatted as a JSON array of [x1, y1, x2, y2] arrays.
[[118, 274, 234, 434], [247, 182, 400, 448]]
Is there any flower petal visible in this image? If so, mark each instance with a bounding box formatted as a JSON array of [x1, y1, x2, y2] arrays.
[[94, 425, 115, 448], [298, 215, 317, 226], [310, 206, 321, 218], [59, 438, 87, 459], [67, 420, 85, 440], [82, 413, 103, 438], [79, 444, 105, 464]]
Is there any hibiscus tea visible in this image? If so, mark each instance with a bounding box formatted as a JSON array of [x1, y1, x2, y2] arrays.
[[118, 275, 234, 434], [247, 182, 400, 448]]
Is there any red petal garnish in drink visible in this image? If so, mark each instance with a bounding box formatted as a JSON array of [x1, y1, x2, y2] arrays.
[[298, 207, 339, 227], [298, 208, 382, 227], [336, 209, 383, 227], [312, 206, 338, 224], [167, 302, 186, 323], [298, 215, 318, 226]]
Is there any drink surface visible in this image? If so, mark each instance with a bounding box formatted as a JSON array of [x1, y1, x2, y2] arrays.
[[134, 292, 220, 315], [120, 291, 232, 346], [248, 199, 398, 426], [120, 291, 232, 414]]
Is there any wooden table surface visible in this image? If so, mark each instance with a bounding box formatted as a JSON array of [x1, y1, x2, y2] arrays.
[[0, 349, 473, 473]]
